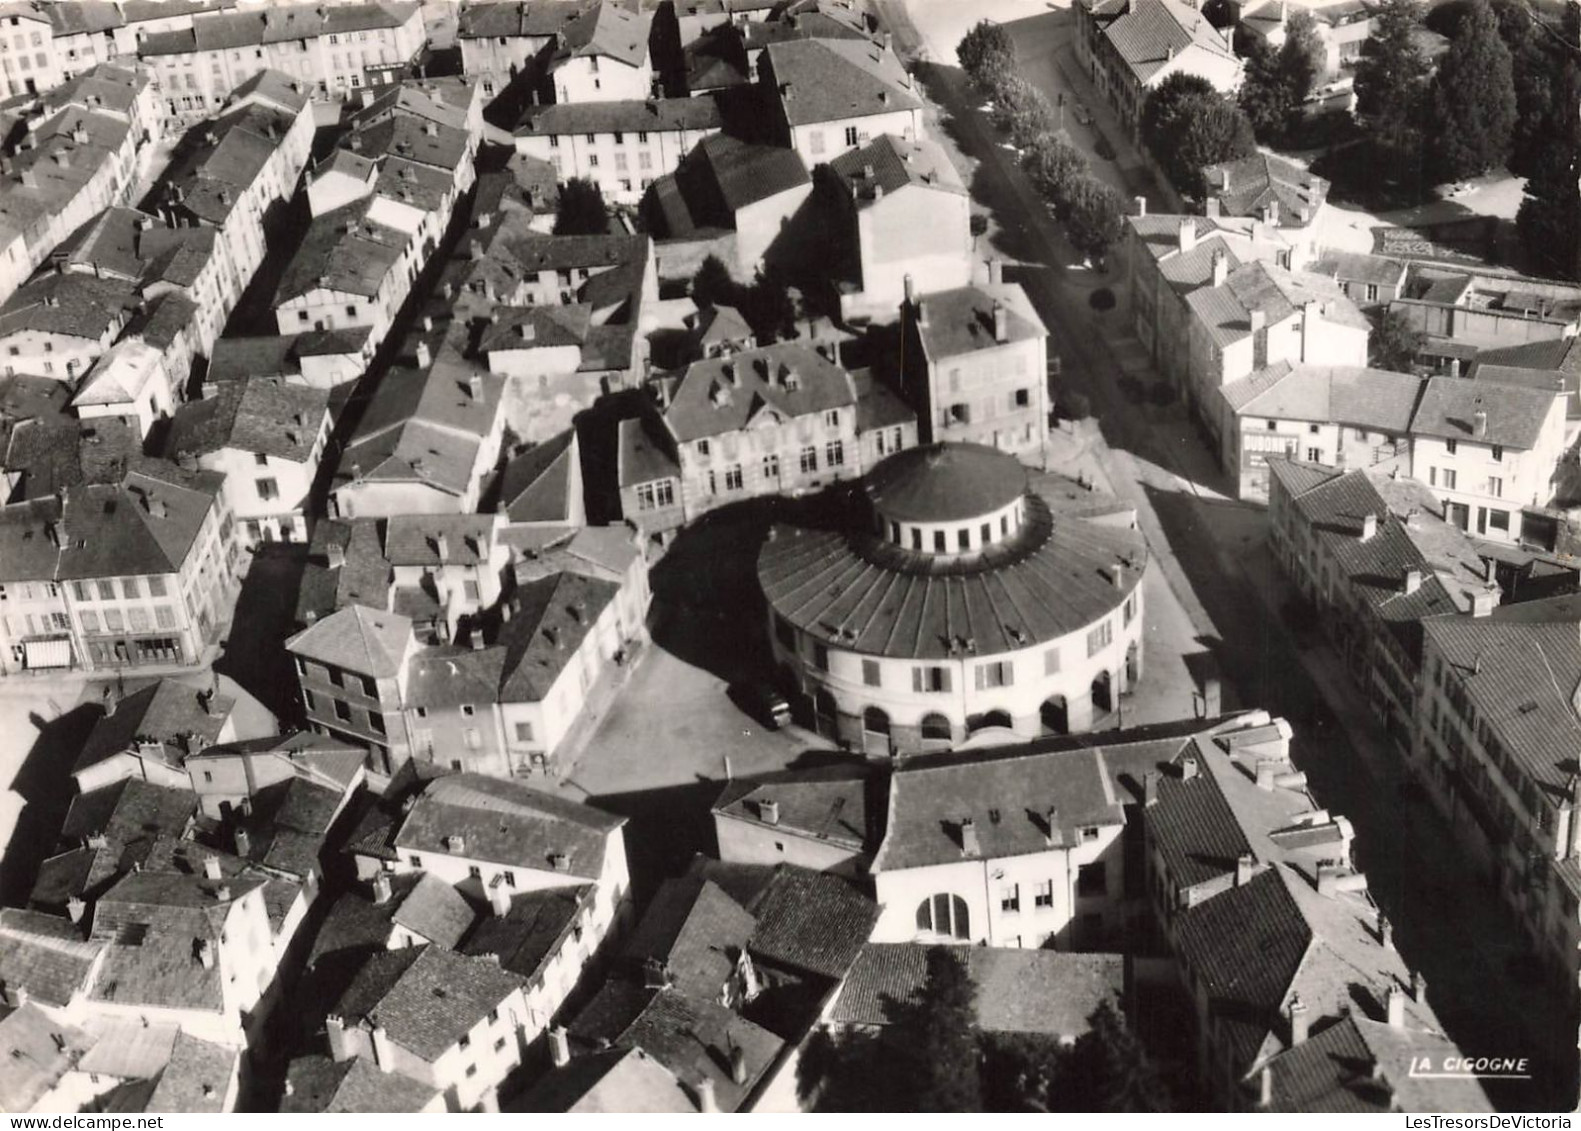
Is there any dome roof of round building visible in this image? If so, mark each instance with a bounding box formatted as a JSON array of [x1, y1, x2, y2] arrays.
[[758, 487, 1147, 661], [864, 442, 1027, 523]]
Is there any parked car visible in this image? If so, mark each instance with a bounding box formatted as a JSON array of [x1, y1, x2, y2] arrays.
[[738, 681, 792, 729]]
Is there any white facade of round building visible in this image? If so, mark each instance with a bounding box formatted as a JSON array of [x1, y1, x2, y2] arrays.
[[758, 443, 1148, 756]]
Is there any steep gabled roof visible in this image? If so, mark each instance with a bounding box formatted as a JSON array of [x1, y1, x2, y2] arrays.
[[285, 605, 413, 677]]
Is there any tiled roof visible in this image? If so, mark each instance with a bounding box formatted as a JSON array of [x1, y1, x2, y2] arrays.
[[741, 865, 877, 979], [623, 877, 755, 1000], [1147, 761, 1253, 888], [286, 604, 412, 677], [911, 282, 1046, 360], [517, 95, 722, 137], [74, 680, 234, 778], [460, 884, 592, 980], [498, 429, 579, 524], [166, 378, 327, 464], [1202, 152, 1327, 225], [332, 944, 525, 1062], [275, 200, 406, 304], [78, 1015, 181, 1080], [0, 1004, 94, 1112], [0, 272, 138, 343], [832, 944, 1123, 1034], [353, 115, 470, 174], [144, 1031, 237, 1113], [1188, 261, 1369, 349], [2, 412, 140, 507], [568, 985, 783, 1112], [1420, 597, 1581, 796], [765, 37, 920, 126], [874, 742, 1127, 871], [712, 764, 877, 853], [671, 132, 810, 217], [282, 1054, 442, 1113], [865, 442, 1024, 522], [54, 462, 224, 581], [61, 778, 197, 848], [496, 569, 622, 700], [617, 414, 679, 488], [852, 368, 916, 432], [758, 481, 1145, 660], [390, 872, 476, 949], [1226, 364, 1425, 433], [0, 910, 100, 1009], [295, 518, 393, 625], [1310, 251, 1407, 290], [0, 496, 64, 583], [393, 773, 623, 879], [552, 0, 650, 67], [1409, 374, 1560, 450], [662, 341, 852, 442], [1095, 0, 1238, 83], [520, 1046, 695, 1113], [153, 100, 303, 225]]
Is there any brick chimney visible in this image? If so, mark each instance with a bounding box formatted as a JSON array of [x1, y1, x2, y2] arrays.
[[959, 817, 980, 856], [1288, 994, 1309, 1046]]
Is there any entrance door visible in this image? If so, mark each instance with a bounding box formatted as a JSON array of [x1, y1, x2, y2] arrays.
[[1446, 502, 1470, 531], [1476, 507, 1487, 535]]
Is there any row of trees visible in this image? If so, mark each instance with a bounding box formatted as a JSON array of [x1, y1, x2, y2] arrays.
[[958, 20, 1127, 262], [1236, 11, 1325, 145], [1354, 0, 1581, 277], [796, 947, 1172, 1112]]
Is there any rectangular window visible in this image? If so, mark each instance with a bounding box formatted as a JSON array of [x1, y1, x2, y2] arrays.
[[1043, 647, 1060, 675], [813, 643, 829, 672], [844, 125, 859, 146], [975, 661, 1013, 689], [862, 659, 880, 687], [1442, 469, 1457, 490], [334, 699, 351, 722], [763, 453, 779, 479], [1087, 619, 1113, 657], [800, 446, 817, 473], [154, 605, 176, 629], [515, 722, 534, 742], [369, 712, 386, 735], [1446, 439, 1458, 454], [1489, 509, 1510, 532], [1123, 593, 1136, 627], [328, 666, 345, 688], [465, 728, 482, 749], [725, 465, 743, 491], [809, 129, 824, 155], [1487, 476, 1503, 498], [1034, 879, 1054, 908], [97, 580, 115, 601], [361, 675, 377, 697], [1492, 445, 1504, 461], [104, 609, 124, 632], [912, 665, 950, 692], [958, 529, 970, 551]]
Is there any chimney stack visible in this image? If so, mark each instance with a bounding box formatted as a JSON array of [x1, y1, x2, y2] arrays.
[[1412, 969, 1427, 1005], [370, 1025, 393, 1072], [903, 273, 915, 307], [67, 896, 85, 924], [1211, 249, 1228, 288], [1360, 512, 1377, 541], [992, 301, 1007, 344], [759, 798, 780, 825], [1178, 216, 1196, 253], [196, 938, 214, 968], [372, 872, 392, 904], [1404, 567, 1422, 595], [1473, 408, 1488, 438], [1386, 984, 1406, 1028], [1235, 852, 1255, 886], [729, 1045, 748, 1086], [327, 541, 346, 569], [415, 341, 431, 369], [234, 826, 251, 857], [696, 1077, 719, 1114], [549, 1026, 571, 1068], [435, 532, 449, 562], [1288, 994, 1309, 1046], [959, 817, 980, 856], [469, 373, 483, 400], [1300, 300, 1317, 363], [1143, 770, 1160, 807], [489, 877, 512, 917], [203, 856, 223, 880], [988, 258, 1003, 285], [1133, 195, 1147, 217], [1180, 755, 1199, 781]]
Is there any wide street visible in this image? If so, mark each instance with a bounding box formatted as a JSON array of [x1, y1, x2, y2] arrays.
[[878, 0, 1573, 1108]]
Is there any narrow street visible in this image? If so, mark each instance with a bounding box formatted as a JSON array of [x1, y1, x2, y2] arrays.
[[882, 0, 1575, 1109]]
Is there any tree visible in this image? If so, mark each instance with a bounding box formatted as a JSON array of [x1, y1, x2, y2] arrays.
[[1482, 0, 1566, 176], [1022, 133, 1089, 212], [691, 254, 737, 309], [1369, 307, 1427, 370], [1353, 0, 1430, 171], [1141, 73, 1255, 198], [1064, 1002, 1172, 1112], [741, 266, 797, 341], [957, 20, 1015, 82], [911, 948, 982, 1112], [1516, 53, 1581, 279], [1063, 176, 1127, 263], [1423, 0, 1517, 181], [551, 177, 608, 235], [1238, 36, 1298, 141]]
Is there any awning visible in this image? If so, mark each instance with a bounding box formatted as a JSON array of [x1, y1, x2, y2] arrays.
[[23, 638, 71, 670]]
